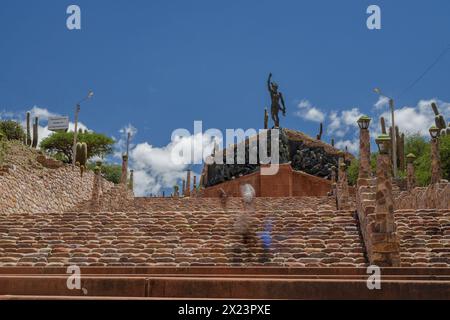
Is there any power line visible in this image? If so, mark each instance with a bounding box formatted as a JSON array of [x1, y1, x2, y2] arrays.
[[399, 43, 450, 98]]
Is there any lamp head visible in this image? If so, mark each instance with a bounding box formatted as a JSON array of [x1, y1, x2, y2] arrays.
[[357, 115, 371, 129], [429, 125, 439, 139], [375, 134, 391, 154]]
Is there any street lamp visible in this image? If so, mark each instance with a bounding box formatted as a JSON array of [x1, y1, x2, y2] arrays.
[[373, 87, 397, 178], [72, 90, 94, 166], [406, 153, 416, 164], [429, 125, 440, 139], [375, 134, 391, 154], [357, 115, 371, 130]]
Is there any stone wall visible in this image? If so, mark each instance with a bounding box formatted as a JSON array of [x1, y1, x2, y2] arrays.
[[0, 141, 114, 215], [201, 164, 333, 198]]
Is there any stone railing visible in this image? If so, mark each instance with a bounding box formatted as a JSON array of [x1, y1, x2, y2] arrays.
[[355, 157, 401, 267], [395, 181, 450, 210]]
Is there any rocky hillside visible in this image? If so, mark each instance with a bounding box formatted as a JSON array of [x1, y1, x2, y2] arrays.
[[0, 140, 114, 215]]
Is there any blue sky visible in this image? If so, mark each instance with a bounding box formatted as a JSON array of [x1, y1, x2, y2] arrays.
[[1, 0, 449, 195]]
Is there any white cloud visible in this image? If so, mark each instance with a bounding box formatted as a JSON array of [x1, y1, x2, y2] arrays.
[[327, 107, 362, 137], [341, 108, 363, 126], [335, 139, 359, 155], [379, 98, 449, 137], [128, 132, 218, 196], [295, 99, 325, 123], [29, 106, 58, 120], [115, 124, 138, 157], [374, 96, 390, 110]]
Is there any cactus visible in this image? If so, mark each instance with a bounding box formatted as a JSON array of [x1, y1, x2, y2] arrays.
[[31, 117, 38, 148], [397, 131, 405, 171], [76, 142, 87, 177], [431, 102, 447, 131], [431, 102, 439, 115], [331, 138, 335, 147], [26, 112, 31, 146], [316, 122, 323, 140], [75, 142, 88, 167], [380, 117, 387, 134]]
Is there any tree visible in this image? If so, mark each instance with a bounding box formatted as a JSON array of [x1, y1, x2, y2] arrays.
[[345, 154, 377, 186], [40, 131, 114, 163], [347, 159, 359, 186], [87, 162, 122, 184], [402, 134, 450, 186], [0, 120, 25, 141]]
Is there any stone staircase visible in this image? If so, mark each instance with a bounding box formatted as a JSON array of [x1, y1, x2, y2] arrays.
[[395, 209, 450, 267], [133, 196, 337, 212], [0, 199, 367, 268]]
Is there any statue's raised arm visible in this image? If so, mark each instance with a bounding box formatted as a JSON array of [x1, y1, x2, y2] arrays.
[[267, 73, 273, 93]]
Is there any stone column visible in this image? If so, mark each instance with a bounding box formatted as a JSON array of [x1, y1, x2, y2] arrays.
[[120, 154, 128, 185], [91, 166, 102, 210], [337, 152, 345, 181], [358, 126, 371, 182], [193, 175, 197, 195], [129, 169, 134, 192], [182, 179, 186, 196], [185, 169, 191, 197], [373, 153, 400, 266], [431, 138, 442, 184], [406, 154, 416, 191], [337, 162, 350, 210]]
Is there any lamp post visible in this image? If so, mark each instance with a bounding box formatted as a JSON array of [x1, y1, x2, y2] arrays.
[[72, 90, 94, 166], [374, 88, 397, 178], [357, 115, 371, 182], [429, 125, 441, 184]]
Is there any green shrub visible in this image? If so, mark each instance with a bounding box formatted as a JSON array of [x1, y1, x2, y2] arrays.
[[0, 120, 25, 141], [87, 162, 122, 184]]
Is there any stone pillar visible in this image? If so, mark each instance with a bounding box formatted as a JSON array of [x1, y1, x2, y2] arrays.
[[129, 169, 134, 192], [358, 126, 371, 182], [193, 175, 197, 195], [406, 154, 416, 191], [373, 153, 400, 266], [330, 166, 337, 196], [182, 179, 186, 196], [120, 154, 128, 185], [185, 169, 191, 197], [337, 152, 345, 181], [431, 138, 442, 184], [337, 162, 350, 210], [91, 166, 102, 210]]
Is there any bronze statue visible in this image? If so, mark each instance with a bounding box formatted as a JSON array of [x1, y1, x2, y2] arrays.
[[267, 73, 286, 128]]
